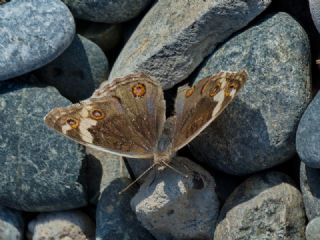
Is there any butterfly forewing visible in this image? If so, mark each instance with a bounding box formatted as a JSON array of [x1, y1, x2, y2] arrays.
[[45, 73, 166, 158], [172, 70, 248, 151]]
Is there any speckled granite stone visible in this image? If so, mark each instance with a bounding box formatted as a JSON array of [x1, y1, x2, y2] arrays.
[[189, 12, 312, 175], [306, 217, 320, 240], [62, 0, 152, 23], [296, 91, 320, 168], [0, 0, 75, 81], [309, 0, 320, 33], [28, 211, 95, 240], [109, 0, 271, 89], [214, 172, 305, 240], [36, 35, 108, 102], [0, 78, 87, 211], [0, 206, 24, 240], [96, 178, 154, 240]]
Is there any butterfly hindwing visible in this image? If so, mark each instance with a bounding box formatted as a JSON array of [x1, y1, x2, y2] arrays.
[[172, 70, 248, 151], [45, 73, 166, 158]]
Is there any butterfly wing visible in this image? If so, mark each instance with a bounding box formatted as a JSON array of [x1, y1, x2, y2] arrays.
[[45, 73, 166, 158], [171, 70, 248, 151]]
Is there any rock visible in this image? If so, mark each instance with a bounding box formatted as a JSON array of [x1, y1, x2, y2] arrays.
[[36, 34, 108, 102], [77, 21, 123, 53], [109, 0, 271, 89], [306, 217, 320, 240], [0, 206, 24, 240], [309, 0, 320, 33], [62, 0, 152, 23], [96, 178, 154, 240], [0, 77, 87, 211], [214, 172, 306, 240], [189, 12, 312, 175], [131, 157, 219, 240], [0, 0, 75, 81], [300, 162, 320, 220], [28, 210, 95, 240], [296, 91, 320, 168], [85, 147, 130, 204]]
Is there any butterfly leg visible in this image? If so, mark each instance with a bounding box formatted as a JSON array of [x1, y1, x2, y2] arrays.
[[160, 161, 189, 178]]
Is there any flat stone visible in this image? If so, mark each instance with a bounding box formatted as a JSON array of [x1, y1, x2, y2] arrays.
[[189, 12, 312, 175], [306, 217, 320, 240], [0, 77, 87, 211], [28, 210, 95, 239], [300, 162, 320, 220], [109, 0, 271, 89], [36, 34, 108, 102], [0, 206, 24, 240], [296, 91, 320, 168], [131, 157, 219, 240], [0, 0, 75, 81], [214, 172, 306, 240], [62, 0, 152, 23], [96, 177, 154, 240]]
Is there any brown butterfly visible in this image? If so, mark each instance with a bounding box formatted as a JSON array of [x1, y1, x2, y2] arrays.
[[45, 71, 247, 189]]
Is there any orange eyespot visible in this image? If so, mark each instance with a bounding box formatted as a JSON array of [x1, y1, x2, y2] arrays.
[[209, 83, 221, 97], [66, 118, 79, 129], [185, 87, 195, 97], [90, 109, 105, 120], [132, 83, 146, 97]]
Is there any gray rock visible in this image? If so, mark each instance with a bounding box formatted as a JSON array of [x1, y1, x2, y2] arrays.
[[189, 12, 312, 175], [0, 78, 87, 211], [131, 157, 219, 240], [300, 162, 320, 220], [306, 217, 320, 240], [28, 210, 95, 240], [109, 0, 271, 89], [0, 0, 75, 81], [0, 206, 24, 240], [96, 178, 154, 240], [214, 172, 306, 240], [296, 91, 320, 168], [85, 147, 130, 204], [309, 0, 320, 33], [62, 0, 152, 23], [36, 34, 108, 102]]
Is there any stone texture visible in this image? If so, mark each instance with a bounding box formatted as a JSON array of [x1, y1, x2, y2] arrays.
[[28, 210, 95, 240], [309, 0, 320, 33], [62, 0, 152, 23], [296, 91, 320, 168], [189, 12, 312, 175], [0, 206, 24, 240], [131, 157, 219, 240], [300, 162, 320, 220], [0, 0, 75, 81], [0, 77, 87, 211], [214, 172, 306, 240], [85, 147, 130, 204], [109, 0, 272, 89], [306, 217, 320, 240], [36, 34, 108, 102], [96, 178, 154, 240]]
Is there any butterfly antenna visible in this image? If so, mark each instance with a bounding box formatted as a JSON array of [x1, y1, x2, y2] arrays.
[[118, 162, 158, 195], [161, 161, 189, 178]]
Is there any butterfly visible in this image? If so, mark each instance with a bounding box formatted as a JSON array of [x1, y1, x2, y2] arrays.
[[44, 71, 247, 186]]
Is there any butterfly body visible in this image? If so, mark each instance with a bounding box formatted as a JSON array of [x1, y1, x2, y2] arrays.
[[45, 71, 247, 165]]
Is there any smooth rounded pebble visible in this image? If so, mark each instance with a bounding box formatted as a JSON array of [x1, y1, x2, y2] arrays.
[[131, 157, 220, 240], [36, 34, 108, 102], [189, 12, 312, 175], [300, 162, 320, 220], [62, 0, 152, 23], [309, 0, 320, 33], [0, 77, 87, 211], [214, 172, 306, 240], [0, 206, 24, 240], [96, 178, 154, 240], [306, 217, 320, 240], [28, 210, 95, 240], [109, 0, 271, 89], [296, 91, 320, 168], [0, 0, 75, 81]]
